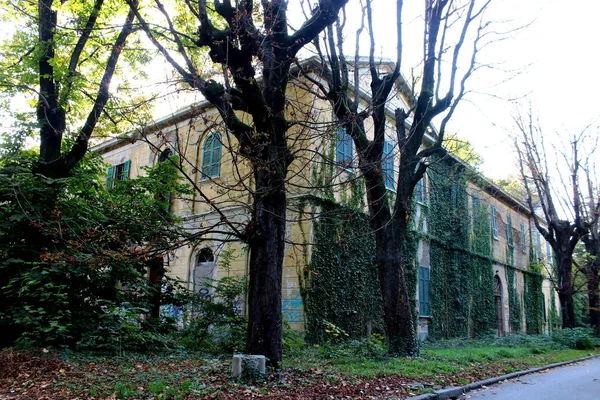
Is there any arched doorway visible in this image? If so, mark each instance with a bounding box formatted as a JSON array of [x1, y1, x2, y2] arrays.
[[194, 247, 215, 301], [494, 275, 504, 336]]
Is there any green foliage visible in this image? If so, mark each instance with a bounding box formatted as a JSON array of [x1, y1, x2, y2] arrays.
[[0, 0, 153, 140], [282, 327, 306, 358], [551, 328, 599, 350], [506, 267, 522, 332], [0, 152, 187, 350], [179, 275, 247, 354], [427, 159, 495, 338], [302, 200, 383, 344], [524, 271, 544, 334]]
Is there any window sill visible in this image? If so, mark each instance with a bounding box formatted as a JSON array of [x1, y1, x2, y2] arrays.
[[335, 164, 355, 174], [199, 176, 221, 183]]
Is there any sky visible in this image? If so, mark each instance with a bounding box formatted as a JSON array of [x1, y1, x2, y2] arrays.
[[424, 0, 600, 179]]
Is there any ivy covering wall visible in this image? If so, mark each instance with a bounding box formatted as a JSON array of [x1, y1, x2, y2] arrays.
[[302, 151, 548, 342], [302, 199, 383, 343], [524, 263, 544, 334], [506, 266, 522, 332], [427, 159, 495, 338]]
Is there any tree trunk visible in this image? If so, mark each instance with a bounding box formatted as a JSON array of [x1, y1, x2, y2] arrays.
[[363, 167, 418, 356], [245, 167, 286, 367], [148, 258, 165, 320], [556, 253, 575, 328], [585, 268, 600, 336], [376, 223, 418, 356]]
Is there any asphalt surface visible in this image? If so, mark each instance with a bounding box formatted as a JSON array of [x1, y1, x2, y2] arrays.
[[466, 356, 600, 399]]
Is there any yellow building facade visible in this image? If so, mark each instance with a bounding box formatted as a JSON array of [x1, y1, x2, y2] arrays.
[[95, 69, 557, 339]]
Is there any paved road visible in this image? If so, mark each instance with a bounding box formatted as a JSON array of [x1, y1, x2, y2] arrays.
[[466, 357, 600, 400]]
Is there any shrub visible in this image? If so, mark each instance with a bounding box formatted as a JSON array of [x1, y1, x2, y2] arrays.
[[179, 276, 247, 354], [552, 328, 599, 350]]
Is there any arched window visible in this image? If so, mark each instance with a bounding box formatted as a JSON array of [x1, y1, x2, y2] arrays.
[[158, 147, 173, 163], [197, 247, 214, 263], [194, 247, 216, 299], [201, 133, 222, 179]]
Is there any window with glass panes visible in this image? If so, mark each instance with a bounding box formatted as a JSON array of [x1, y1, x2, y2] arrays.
[[472, 195, 480, 226], [106, 160, 130, 188], [416, 177, 425, 203], [418, 266, 430, 316]]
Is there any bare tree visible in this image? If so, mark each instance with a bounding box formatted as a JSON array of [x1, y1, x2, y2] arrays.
[[579, 152, 600, 335], [308, 0, 494, 355], [514, 111, 599, 329], [127, 0, 348, 366]]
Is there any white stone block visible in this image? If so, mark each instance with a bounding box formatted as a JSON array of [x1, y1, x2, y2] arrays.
[[231, 354, 266, 378]]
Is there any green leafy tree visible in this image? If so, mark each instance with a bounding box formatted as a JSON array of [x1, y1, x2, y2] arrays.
[[0, 151, 189, 349], [0, 0, 144, 177]]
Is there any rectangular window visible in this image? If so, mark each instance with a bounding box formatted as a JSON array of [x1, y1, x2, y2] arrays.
[[520, 222, 527, 252], [418, 266, 430, 316], [107, 160, 130, 188], [416, 177, 425, 203], [451, 184, 458, 206], [533, 230, 542, 260], [546, 241, 553, 264], [491, 205, 498, 239], [383, 140, 395, 190], [335, 127, 353, 168], [472, 195, 480, 226], [507, 215, 514, 247]]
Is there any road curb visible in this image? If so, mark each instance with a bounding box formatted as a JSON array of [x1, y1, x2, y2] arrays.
[[407, 354, 600, 400]]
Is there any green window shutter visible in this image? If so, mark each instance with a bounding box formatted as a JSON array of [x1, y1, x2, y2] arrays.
[[122, 160, 131, 180], [335, 127, 353, 168], [106, 166, 114, 188], [202, 132, 222, 179], [491, 206, 498, 238], [211, 133, 222, 177]]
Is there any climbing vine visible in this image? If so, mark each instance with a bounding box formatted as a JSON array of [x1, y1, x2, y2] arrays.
[[302, 147, 549, 342], [426, 158, 495, 338], [505, 267, 522, 332], [301, 198, 383, 343], [524, 263, 544, 334]]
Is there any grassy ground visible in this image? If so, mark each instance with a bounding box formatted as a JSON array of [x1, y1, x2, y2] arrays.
[[0, 339, 598, 399]]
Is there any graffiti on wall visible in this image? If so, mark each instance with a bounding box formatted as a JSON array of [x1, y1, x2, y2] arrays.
[[282, 289, 304, 324]]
